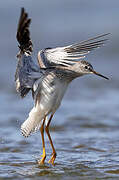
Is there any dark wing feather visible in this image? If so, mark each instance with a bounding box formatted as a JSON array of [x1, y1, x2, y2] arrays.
[[15, 8, 42, 98], [65, 33, 109, 53], [16, 8, 33, 55]]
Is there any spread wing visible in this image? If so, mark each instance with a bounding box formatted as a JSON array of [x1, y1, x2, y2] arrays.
[[38, 33, 109, 68], [15, 8, 43, 98]]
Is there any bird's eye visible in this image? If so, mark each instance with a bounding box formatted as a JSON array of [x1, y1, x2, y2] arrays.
[[85, 66, 88, 70]]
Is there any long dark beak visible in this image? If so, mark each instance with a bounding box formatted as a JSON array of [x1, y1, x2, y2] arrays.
[[91, 70, 109, 80]]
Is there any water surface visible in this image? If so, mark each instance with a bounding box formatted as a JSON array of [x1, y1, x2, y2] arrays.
[[0, 0, 119, 179]]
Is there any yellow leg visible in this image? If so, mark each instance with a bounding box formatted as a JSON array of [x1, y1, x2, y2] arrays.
[[37, 117, 46, 165], [45, 114, 57, 165]]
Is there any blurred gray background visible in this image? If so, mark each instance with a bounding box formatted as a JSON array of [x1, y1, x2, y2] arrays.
[[0, 0, 119, 179]]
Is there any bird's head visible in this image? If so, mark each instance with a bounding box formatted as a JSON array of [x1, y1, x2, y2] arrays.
[[72, 60, 109, 80]]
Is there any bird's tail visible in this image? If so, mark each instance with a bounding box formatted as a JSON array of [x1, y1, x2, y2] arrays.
[[21, 106, 44, 137]]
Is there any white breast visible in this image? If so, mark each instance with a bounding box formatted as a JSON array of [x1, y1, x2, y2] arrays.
[[37, 73, 69, 115]]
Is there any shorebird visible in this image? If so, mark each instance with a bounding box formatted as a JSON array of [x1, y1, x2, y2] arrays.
[[15, 8, 109, 165]]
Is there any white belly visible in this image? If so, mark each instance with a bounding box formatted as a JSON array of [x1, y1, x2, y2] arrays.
[[21, 73, 69, 137]]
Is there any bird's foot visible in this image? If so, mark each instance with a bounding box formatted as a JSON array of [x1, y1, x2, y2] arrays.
[[48, 152, 57, 165], [37, 154, 46, 165], [37, 148, 46, 165]]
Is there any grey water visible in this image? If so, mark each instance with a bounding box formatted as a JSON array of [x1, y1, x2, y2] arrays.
[[0, 0, 119, 179]]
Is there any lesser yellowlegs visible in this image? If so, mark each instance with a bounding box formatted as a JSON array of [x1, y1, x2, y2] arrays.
[[15, 8, 109, 165]]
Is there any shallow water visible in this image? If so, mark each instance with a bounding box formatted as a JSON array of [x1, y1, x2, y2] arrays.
[[1, 0, 119, 179]]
